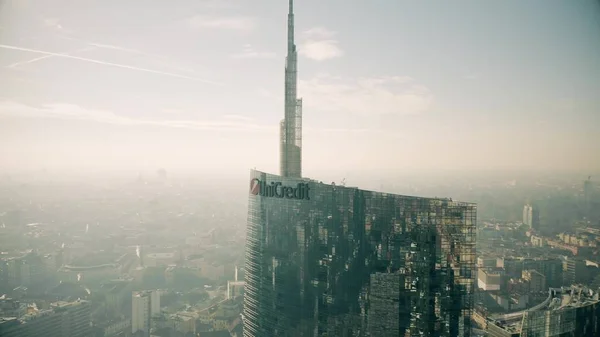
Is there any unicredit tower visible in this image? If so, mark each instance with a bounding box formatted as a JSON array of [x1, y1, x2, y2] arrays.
[[242, 2, 477, 337]]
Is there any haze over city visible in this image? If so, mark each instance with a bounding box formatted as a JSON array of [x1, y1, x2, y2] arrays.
[[1, 0, 599, 177], [1, 1, 600, 337]]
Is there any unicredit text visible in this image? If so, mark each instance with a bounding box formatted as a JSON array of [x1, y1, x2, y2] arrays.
[[250, 179, 310, 200]]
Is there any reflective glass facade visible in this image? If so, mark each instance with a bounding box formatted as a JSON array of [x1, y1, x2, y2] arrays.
[[243, 170, 477, 337]]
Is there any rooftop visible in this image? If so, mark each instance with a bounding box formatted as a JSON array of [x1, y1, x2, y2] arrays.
[[488, 285, 600, 334]]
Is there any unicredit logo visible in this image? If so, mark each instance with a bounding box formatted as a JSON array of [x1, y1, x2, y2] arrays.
[[249, 178, 310, 200]]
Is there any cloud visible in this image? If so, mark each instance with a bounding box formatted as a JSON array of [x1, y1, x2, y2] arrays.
[[230, 44, 276, 59], [0, 101, 273, 133], [188, 15, 256, 31], [0, 44, 221, 85], [298, 27, 344, 61], [298, 74, 433, 116], [0, 101, 395, 137]]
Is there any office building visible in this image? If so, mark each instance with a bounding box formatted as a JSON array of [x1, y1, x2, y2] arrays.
[[132, 290, 160, 336], [523, 204, 540, 231], [0, 298, 27, 318], [487, 286, 600, 337], [243, 1, 477, 336], [502, 257, 563, 288], [243, 170, 477, 336], [0, 300, 91, 337], [2, 252, 46, 288], [478, 269, 502, 291], [522, 270, 546, 293]]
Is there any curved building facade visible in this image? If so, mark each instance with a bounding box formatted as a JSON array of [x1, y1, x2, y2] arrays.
[[243, 170, 477, 337]]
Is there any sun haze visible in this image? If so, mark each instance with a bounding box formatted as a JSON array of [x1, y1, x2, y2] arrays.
[[1, 0, 599, 177]]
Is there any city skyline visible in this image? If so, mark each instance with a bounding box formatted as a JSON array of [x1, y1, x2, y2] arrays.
[[1, 0, 599, 174], [1, 2, 600, 336]]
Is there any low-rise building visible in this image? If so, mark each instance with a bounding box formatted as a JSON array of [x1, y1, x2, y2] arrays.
[[486, 286, 600, 337], [479, 268, 502, 291]]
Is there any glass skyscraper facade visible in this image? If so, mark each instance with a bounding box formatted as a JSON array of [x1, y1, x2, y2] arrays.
[[243, 170, 477, 337]]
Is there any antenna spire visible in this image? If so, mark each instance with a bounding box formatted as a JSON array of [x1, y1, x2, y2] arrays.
[[281, 0, 301, 178], [287, 0, 295, 51]]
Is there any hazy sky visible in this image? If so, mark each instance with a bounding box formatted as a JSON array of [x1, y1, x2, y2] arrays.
[[1, 0, 599, 176]]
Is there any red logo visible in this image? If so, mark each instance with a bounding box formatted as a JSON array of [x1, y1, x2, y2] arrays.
[[250, 178, 260, 195]]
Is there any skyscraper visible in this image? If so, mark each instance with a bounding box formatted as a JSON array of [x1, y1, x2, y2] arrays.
[[280, 0, 302, 178], [523, 204, 540, 230], [243, 171, 477, 336], [243, 3, 476, 336], [132, 290, 160, 337]]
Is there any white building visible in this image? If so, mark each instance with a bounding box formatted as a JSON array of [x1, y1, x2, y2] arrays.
[[151, 290, 160, 316], [478, 268, 501, 291], [132, 290, 160, 336], [523, 204, 540, 230]]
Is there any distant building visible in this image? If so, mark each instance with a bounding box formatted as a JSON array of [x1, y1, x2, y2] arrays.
[[2, 252, 46, 288], [0, 300, 91, 337], [227, 281, 245, 300], [523, 205, 530, 226], [547, 239, 579, 255], [562, 257, 590, 286], [523, 204, 540, 230], [522, 270, 546, 293], [132, 290, 160, 336], [0, 298, 27, 318], [530, 235, 545, 247], [487, 286, 600, 337], [479, 269, 502, 291], [478, 256, 500, 268], [168, 312, 197, 335], [227, 265, 245, 299], [501, 257, 563, 288], [100, 318, 130, 337], [102, 278, 133, 318]]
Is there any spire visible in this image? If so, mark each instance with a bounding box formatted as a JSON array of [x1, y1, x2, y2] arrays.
[[281, 0, 301, 178], [287, 0, 295, 52]]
